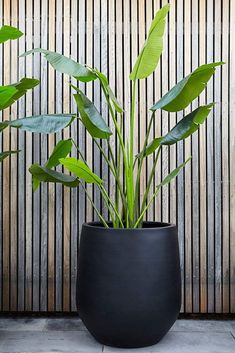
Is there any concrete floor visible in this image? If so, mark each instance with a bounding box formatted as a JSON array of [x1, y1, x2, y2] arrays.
[[0, 317, 234, 353]]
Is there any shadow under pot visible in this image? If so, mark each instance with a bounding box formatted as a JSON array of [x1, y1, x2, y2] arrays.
[[76, 221, 181, 349]]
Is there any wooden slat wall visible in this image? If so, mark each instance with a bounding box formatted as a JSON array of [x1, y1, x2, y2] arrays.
[[0, 0, 234, 313]]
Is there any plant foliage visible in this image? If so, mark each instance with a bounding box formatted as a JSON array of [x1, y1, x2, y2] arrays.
[[23, 4, 223, 228], [0, 26, 74, 163]]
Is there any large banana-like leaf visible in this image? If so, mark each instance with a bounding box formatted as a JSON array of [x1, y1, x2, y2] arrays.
[[33, 139, 73, 191], [151, 62, 224, 112], [93, 69, 124, 113], [0, 86, 18, 110], [21, 48, 96, 82], [73, 89, 112, 139], [0, 114, 75, 134], [46, 139, 73, 169], [0, 25, 23, 44], [59, 157, 102, 185], [0, 78, 40, 111], [144, 104, 214, 156], [130, 4, 170, 80], [0, 150, 19, 162], [29, 164, 79, 190]]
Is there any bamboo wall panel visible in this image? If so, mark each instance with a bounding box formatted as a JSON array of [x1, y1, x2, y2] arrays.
[[0, 0, 234, 313]]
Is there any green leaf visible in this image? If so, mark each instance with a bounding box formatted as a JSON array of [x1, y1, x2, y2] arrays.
[[0, 25, 23, 44], [2, 114, 75, 134], [0, 78, 40, 110], [141, 137, 163, 157], [73, 90, 112, 139], [151, 62, 224, 112], [93, 70, 124, 113], [59, 157, 103, 185], [0, 150, 20, 162], [32, 177, 41, 192], [144, 104, 214, 157], [29, 164, 80, 190], [46, 139, 73, 169], [0, 86, 18, 110], [0, 121, 8, 132], [21, 48, 97, 82], [130, 4, 170, 80], [158, 156, 192, 188]]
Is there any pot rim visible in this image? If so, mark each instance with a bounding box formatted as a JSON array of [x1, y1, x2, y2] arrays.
[[82, 221, 176, 231]]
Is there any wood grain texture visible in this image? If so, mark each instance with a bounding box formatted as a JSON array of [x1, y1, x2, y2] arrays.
[[0, 0, 234, 313]]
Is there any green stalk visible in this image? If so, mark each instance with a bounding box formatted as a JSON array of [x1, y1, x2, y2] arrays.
[[127, 79, 137, 225], [133, 185, 161, 228], [140, 147, 161, 218], [94, 138, 127, 221], [99, 82, 129, 226], [114, 115, 123, 224], [99, 184, 124, 228], [71, 137, 87, 164], [133, 112, 155, 219], [80, 182, 109, 228]]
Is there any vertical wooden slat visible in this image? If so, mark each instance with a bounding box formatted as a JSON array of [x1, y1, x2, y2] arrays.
[[176, 0, 185, 313], [206, 0, 215, 313], [78, 0, 86, 234], [0, 0, 3, 311], [40, 0, 48, 312], [70, 0, 78, 313], [123, 0, 130, 213], [2, 0, 11, 311], [230, 0, 235, 313], [55, 0, 63, 312], [25, 0, 33, 312], [32, 0, 40, 312], [161, 0, 169, 224], [184, 0, 192, 313], [63, 0, 71, 312], [100, 0, 109, 220], [10, 0, 18, 311], [154, 0, 161, 223], [221, 0, 230, 313], [146, 1, 154, 221], [47, 0, 56, 312], [85, 0, 93, 223], [93, 0, 101, 218], [199, 0, 208, 313], [107, 0, 116, 209], [138, 0, 146, 216], [115, 0, 123, 222], [169, 0, 177, 226], [214, 0, 222, 313], [191, 0, 200, 313]]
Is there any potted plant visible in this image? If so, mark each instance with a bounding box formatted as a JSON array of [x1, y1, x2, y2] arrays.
[[0, 25, 75, 162], [23, 4, 223, 348]]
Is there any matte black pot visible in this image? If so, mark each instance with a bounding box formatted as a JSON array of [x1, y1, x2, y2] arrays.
[[77, 221, 181, 348]]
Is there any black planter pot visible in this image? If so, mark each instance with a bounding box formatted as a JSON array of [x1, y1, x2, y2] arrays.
[[77, 221, 181, 348]]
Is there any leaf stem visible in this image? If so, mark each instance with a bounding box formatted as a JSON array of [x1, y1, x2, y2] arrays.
[[134, 186, 161, 228], [134, 112, 155, 218], [140, 147, 161, 217], [127, 79, 137, 225], [99, 184, 124, 228], [80, 182, 109, 228]]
